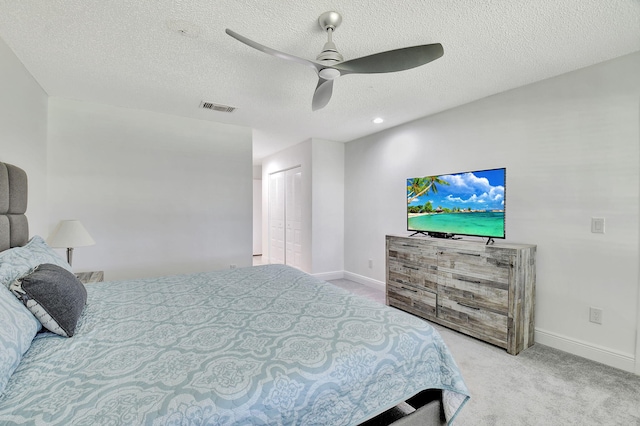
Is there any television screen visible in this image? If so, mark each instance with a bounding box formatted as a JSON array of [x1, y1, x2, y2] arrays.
[[407, 168, 506, 239]]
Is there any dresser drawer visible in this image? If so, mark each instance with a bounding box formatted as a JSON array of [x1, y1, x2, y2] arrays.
[[437, 247, 512, 282], [388, 239, 438, 262], [438, 296, 508, 346], [438, 273, 509, 314], [388, 281, 437, 319], [388, 259, 438, 292]]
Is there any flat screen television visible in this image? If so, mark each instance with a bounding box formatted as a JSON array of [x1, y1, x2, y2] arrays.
[[407, 167, 506, 239]]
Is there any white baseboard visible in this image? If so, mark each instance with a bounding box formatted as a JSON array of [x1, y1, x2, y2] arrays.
[[535, 328, 636, 373], [343, 271, 385, 291], [312, 271, 345, 281], [312, 270, 386, 291]]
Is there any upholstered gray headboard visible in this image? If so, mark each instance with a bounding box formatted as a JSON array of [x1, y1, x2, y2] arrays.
[[0, 162, 29, 252]]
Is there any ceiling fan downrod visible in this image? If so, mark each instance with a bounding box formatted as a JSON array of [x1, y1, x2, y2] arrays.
[[316, 12, 343, 79]]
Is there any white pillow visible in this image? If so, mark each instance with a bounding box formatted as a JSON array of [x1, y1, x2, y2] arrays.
[[0, 236, 72, 289], [0, 284, 41, 395]]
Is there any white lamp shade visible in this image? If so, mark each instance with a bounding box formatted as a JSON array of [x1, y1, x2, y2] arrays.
[[48, 220, 96, 248]]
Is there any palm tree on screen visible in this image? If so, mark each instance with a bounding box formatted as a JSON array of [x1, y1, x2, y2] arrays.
[[407, 176, 450, 204]]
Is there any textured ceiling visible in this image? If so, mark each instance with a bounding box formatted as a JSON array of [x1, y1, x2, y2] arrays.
[[0, 1, 639, 163]]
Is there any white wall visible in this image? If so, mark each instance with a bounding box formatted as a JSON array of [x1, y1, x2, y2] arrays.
[[252, 179, 262, 255], [0, 37, 48, 236], [345, 52, 640, 373], [311, 138, 345, 276], [47, 98, 253, 280], [1, 37, 255, 281], [253, 165, 263, 255]]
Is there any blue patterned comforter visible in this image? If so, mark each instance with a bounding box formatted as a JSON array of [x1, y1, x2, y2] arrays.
[[0, 264, 469, 425]]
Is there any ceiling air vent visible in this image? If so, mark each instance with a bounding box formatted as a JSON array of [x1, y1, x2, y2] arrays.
[[199, 101, 236, 113]]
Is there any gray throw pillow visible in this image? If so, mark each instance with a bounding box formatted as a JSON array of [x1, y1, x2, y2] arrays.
[[10, 263, 87, 337]]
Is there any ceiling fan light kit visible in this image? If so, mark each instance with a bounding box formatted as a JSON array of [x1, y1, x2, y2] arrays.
[[226, 11, 443, 111]]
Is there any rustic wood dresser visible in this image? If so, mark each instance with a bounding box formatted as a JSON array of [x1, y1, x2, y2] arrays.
[[386, 235, 536, 355]]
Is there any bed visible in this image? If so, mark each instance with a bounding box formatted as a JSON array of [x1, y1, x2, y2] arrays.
[[0, 161, 469, 425]]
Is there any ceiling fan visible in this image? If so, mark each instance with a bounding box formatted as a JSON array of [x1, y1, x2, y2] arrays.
[[226, 11, 444, 111]]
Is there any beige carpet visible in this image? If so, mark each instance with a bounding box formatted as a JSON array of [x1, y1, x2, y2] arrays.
[[430, 324, 640, 425], [328, 279, 640, 425]]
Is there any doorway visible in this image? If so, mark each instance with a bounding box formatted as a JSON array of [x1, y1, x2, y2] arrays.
[[268, 166, 302, 268]]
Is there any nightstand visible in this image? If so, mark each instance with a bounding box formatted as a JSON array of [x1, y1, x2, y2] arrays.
[[75, 271, 104, 284]]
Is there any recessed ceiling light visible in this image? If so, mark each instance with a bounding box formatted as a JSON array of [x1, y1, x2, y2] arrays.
[[372, 117, 384, 124]]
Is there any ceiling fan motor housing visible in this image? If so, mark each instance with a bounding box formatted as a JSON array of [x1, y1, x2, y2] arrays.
[[316, 40, 344, 63]]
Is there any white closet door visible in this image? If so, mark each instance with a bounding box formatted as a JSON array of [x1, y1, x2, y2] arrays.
[[268, 171, 285, 264], [285, 167, 303, 268]]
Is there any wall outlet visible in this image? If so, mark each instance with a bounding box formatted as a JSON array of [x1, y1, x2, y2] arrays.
[[591, 217, 605, 234], [230, 264, 237, 269], [589, 307, 603, 324], [368, 259, 373, 269]]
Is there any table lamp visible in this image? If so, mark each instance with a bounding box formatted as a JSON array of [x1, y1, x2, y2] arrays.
[[48, 220, 95, 266]]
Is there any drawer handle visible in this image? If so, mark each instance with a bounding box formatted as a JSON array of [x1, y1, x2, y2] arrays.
[[403, 287, 418, 293], [459, 277, 481, 284], [405, 265, 419, 270], [442, 251, 481, 257], [457, 302, 480, 311]]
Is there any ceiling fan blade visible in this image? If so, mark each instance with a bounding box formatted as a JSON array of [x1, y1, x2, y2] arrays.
[[225, 29, 322, 73], [312, 78, 334, 111], [333, 43, 444, 75]]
